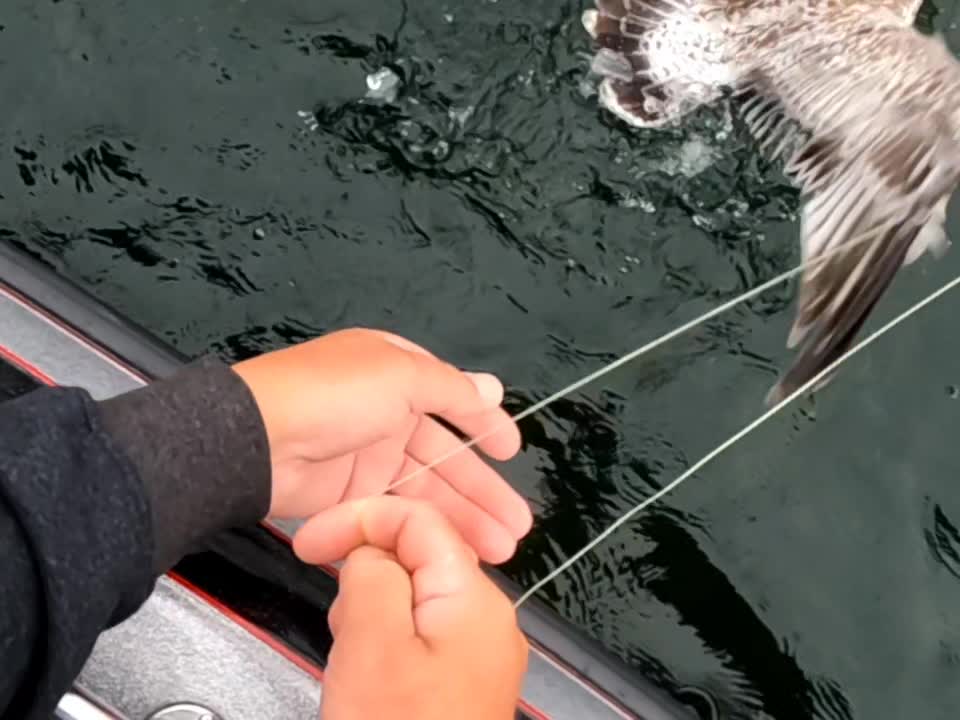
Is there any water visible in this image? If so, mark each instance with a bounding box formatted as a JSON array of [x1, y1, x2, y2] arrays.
[[5, 0, 960, 717]]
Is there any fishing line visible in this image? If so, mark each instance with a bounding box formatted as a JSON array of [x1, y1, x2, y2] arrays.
[[513, 271, 960, 608], [385, 230, 873, 495]]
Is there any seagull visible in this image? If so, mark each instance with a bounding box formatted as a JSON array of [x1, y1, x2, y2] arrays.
[[582, 0, 960, 404]]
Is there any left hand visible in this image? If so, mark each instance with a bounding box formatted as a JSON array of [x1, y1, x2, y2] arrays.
[[231, 328, 532, 563], [294, 496, 529, 720]]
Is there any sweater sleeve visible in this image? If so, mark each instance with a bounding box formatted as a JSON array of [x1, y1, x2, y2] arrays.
[[0, 358, 271, 720], [97, 357, 272, 573]]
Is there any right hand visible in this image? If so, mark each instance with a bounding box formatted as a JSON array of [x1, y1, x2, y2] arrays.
[[293, 496, 529, 720], [232, 328, 532, 564]]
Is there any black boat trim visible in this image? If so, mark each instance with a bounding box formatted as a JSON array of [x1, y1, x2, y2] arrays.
[[0, 242, 185, 380]]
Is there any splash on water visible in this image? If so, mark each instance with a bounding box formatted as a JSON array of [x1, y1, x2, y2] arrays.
[[654, 134, 718, 178], [365, 67, 401, 103]]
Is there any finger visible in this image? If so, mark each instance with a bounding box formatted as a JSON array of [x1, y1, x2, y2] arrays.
[[404, 417, 533, 540], [328, 546, 397, 634], [371, 330, 521, 458], [292, 497, 477, 611], [390, 454, 517, 564], [435, 405, 522, 462], [403, 349, 507, 417], [329, 545, 414, 645], [370, 331, 512, 415]]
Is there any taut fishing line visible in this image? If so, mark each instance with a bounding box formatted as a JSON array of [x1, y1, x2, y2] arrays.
[[514, 272, 960, 607], [379, 229, 958, 606], [385, 230, 874, 496]]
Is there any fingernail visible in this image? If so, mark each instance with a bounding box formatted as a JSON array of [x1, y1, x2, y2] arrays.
[[467, 372, 504, 405]]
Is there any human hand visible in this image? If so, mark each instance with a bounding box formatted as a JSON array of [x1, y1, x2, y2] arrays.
[[231, 328, 532, 563], [294, 496, 528, 720]]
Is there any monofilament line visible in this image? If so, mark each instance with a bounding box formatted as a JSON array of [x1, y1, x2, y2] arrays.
[[385, 233, 874, 495], [513, 272, 960, 608]]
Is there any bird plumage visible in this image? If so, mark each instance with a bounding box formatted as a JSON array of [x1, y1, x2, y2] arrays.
[[583, 0, 960, 403]]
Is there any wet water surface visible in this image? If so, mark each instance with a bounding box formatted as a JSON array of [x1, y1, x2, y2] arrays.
[[5, 1, 960, 717]]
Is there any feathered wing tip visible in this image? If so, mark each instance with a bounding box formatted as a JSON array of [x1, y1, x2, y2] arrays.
[[767, 193, 952, 408], [734, 26, 960, 407], [763, 245, 897, 408], [764, 368, 834, 407], [581, 4, 960, 405], [581, 0, 714, 128]]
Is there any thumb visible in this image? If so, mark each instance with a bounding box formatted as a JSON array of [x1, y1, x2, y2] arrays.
[[294, 497, 480, 636], [372, 329, 505, 412], [404, 352, 505, 417], [329, 546, 416, 646]]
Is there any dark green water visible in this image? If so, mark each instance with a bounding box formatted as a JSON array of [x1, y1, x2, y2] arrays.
[[6, 0, 960, 717]]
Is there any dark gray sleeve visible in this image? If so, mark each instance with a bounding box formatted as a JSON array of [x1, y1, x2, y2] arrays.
[[0, 357, 272, 720], [0, 386, 155, 720], [97, 356, 272, 574]]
